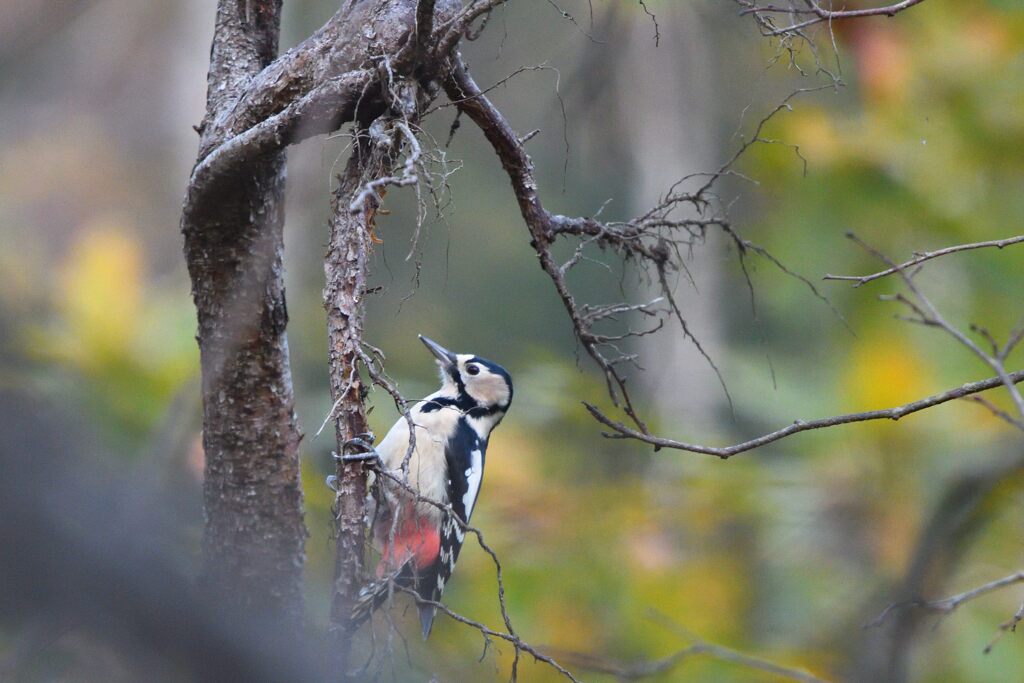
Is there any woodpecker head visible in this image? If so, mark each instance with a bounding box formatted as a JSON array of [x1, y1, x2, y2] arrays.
[[419, 335, 513, 420]]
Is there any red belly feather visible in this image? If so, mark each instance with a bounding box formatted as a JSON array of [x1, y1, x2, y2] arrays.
[[378, 517, 441, 576]]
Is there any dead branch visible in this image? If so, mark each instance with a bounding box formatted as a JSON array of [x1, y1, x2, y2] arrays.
[[847, 233, 1024, 421], [586, 369, 1024, 457], [870, 571, 1024, 628], [441, 45, 1024, 464], [986, 600, 1024, 653], [738, 0, 928, 37], [552, 633, 830, 682], [824, 235, 1024, 287], [960, 395, 1024, 432], [443, 55, 786, 436], [396, 585, 581, 683]]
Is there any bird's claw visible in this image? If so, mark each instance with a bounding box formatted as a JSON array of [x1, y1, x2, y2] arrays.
[[349, 431, 375, 446], [342, 433, 376, 455], [333, 445, 382, 465], [339, 451, 382, 464], [326, 475, 339, 492], [339, 430, 379, 464]]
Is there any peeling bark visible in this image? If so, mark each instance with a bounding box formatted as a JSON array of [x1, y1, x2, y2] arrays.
[[324, 134, 386, 666]]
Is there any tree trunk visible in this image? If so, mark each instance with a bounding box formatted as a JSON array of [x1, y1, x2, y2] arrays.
[[180, 0, 458, 645], [324, 129, 396, 668], [181, 0, 306, 626]]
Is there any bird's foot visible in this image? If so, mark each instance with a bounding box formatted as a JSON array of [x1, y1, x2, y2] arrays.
[[334, 432, 382, 465], [335, 450, 382, 464], [343, 432, 376, 454], [351, 431, 376, 446]]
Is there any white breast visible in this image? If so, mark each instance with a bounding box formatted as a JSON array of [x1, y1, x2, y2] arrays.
[[374, 398, 462, 523]]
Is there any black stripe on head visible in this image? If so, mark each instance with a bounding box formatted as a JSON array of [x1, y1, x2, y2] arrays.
[[422, 355, 513, 415], [449, 363, 468, 399], [467, 356, 513, 406]]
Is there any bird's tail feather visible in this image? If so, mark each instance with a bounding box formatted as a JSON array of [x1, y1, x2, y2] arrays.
[[350, 562, 413, 628], [350, 559, 441, 640], [351, 568, 439, 640], [418, 605, 437, 640]]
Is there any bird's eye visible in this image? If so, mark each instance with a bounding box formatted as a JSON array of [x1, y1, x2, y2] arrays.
[[465, 364, 480, 376]]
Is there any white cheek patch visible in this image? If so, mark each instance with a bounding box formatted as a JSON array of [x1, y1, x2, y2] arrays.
[[462, 447, 483, 523], [466, 374, 509, 407]]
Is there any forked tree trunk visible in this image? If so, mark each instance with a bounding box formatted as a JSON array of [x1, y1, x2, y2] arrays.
[[181, 0, 306, 625], [181, 0, 457, 649]]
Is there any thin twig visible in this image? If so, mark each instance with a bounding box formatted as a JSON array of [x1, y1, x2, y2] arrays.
[[848, 233, 1024, 421], [960, 395, 1024, 432], [585, 369, 1024, 457], [868, 571, 1024, 629], [553, 636, 829, 682], [986, 601, 1024, 653], [737, 0, 927, 37], [824, 235, 1024, 287]]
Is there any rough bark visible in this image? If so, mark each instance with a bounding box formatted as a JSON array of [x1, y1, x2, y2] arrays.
[[324, 134, 384, 667], [182, 0, 306, 625], [181, 0, 459, 646], [314, 1, 456, 663], [188, 0, 458, 201]]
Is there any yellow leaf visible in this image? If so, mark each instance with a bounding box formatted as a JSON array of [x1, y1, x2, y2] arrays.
[[58, 218, 142, 366], [846, 332, 931, 410]]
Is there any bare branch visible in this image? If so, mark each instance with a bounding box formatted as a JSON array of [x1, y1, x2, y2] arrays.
[[960, 396, 1024, 432], [553, 634, 830, 682], [585, 369, 1024, 458], [986, 601, 1024, 653], [847, 233, 1024, 421], [396, 585, 582, 683], [738, 0, 928, 37], [869, 571, 1024, 628], [824, 235, 1024, 287], [637, 0, 660, 46], [442, 55, 656, 433], [442, 56, 816, 436], [188, 70, 373, 203], [440, 49, 1024, 472], [435, 0, 509, 59]]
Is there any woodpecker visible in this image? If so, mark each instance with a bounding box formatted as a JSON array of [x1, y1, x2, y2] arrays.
[[342, 335, 513, 639]]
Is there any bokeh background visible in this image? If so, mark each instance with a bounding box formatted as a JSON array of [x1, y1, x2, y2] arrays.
[[2, 1, 1023, 681]]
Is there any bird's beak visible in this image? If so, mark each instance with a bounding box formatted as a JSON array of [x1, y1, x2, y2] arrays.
[[419, 335, 457, 368]]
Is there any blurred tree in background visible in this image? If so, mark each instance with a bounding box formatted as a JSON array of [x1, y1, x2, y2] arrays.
[[1, 1, 1023, 682]]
